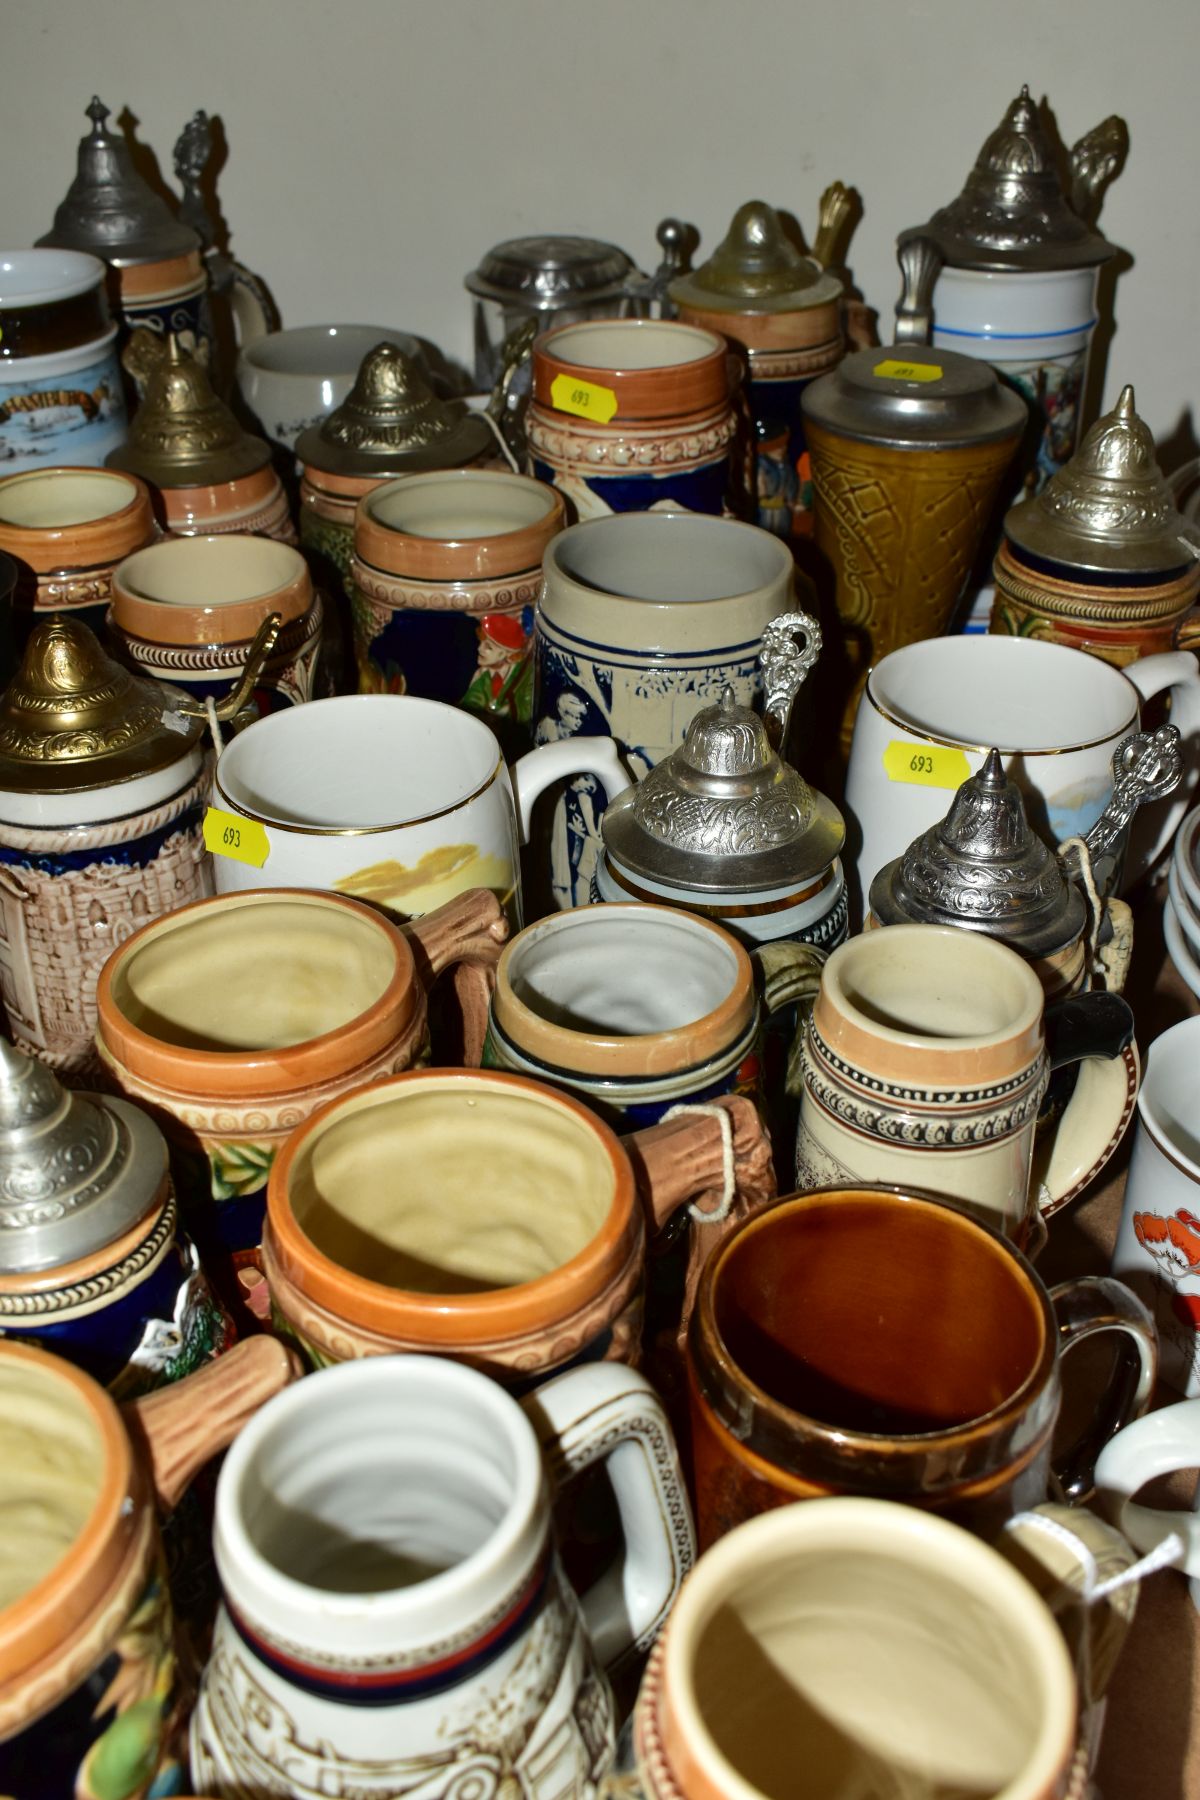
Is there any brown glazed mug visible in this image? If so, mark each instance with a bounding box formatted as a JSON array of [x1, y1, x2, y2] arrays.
[[688, 1186, 1157, 1548]]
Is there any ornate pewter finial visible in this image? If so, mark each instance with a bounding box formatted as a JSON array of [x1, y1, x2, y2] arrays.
[[637, 218, 699, 314], [108, 331, 270, 486], [296, 343, 492, 476], [38, 94, 198, 264], [669, 201, 842, 314], [173, 108, 214, 247]]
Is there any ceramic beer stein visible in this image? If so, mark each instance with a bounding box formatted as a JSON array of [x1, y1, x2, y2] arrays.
[[191, 1354, 694, 1800], [94, 886, 507, 1328], [0, 249, 128, 473], [0, 1335, 296, 1800], [0, 466, 156, 642]]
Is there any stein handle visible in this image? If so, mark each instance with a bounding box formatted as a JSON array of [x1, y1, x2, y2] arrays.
[[894, 236, 942, 344], [170, 612, 283, 725], [1094, 1397, 1200, 1575], [521, 1361, 694, 1672], [760, 611, 823, 748], [752, 941, 828, 1098], [509, 736, 632, 841], [1049, 1275, 1158, 1503], [623, 1094, 777, 1236], [122, 1336, 301, 1513], [1121, 651, 1200, 883], [403, 888, 510, 1067], [1036, 992, 1136, 1210]]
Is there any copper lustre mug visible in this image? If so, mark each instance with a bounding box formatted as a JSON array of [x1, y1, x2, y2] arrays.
[[687, 1186, 1156, 1549]]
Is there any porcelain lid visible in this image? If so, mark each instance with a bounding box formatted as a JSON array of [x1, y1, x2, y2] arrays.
[[668, 200, 842, 315], [295, 343, 492, 476], [0, 1039, 169, 1274], [0, 617, 202, 795], [870, 749, 1085, 958], [38, 97, 198, 267], [1004, 384, 1200, 576], [801, 344, 1027, 450], [602, 686, 844, 893], [108, 333, 270, 487], [898, 86, 1120, 273], [465, 235, 637, 308]]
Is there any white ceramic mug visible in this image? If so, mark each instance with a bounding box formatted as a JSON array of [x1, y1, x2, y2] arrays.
[[211, 692, 629, 924], [236, 324, 425, 451], [1095, 1398, 1200, 1615], [190, 1353, 694, 1800], [844, 634, 1200, 917]]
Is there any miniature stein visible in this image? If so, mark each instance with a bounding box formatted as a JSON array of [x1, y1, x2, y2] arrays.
[[0, 465, 156, 642], [994, 385, 1200, 662]]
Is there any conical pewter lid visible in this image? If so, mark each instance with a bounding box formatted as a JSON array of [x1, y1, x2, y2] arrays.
[[870, 749, 1085, 959], [38, 97, 198, 267], [295, 343, 492, 476], [602, 686, 844, 893], [898, 86, 1119, 273], [107, 333, 270, 487], [0, 1038, 169, 1274], [801, 344, 1027, 451], [465, 235, 637, 308], [0, 616, 202, 795], [668, 200, 842, 315], [1004, 385, 1200, 576]]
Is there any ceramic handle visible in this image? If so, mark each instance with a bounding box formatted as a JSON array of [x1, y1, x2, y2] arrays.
[[623, 1095, 777, 1236], [225, 256, 281, 344], [1122, 651, 1200, 882], [752, 941, 827, 1097], [403, 889, 509, 1068], [508, 737, 632, 841], [522, 1361, 694, 1671], [1049, 1275, 1158, 1503], [122, 1337, 301, 1513], [1095, 1397, 1200, 1574]]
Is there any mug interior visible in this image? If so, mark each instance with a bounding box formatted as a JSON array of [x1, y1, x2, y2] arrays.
[[241, 324, 418, 378], [827, 928, 1040, 1043], [0, 249, 102, 305], [0, 469, 134, 528], [217, 696, 500, 828], [1141, 1017, 1200, 1170], [714, 1194, 1045, 1434], [289, 1078, 616, 1291], [549, 512, 787, 603], [507, 908, 740, 1036], [109, 896, 397, 1052], [116, 534, 304, 606], [0, 1355, 103, 1612], [548, 319, 718, 371], [868, 636, 1137, 751], [367, 471, 556, 541]]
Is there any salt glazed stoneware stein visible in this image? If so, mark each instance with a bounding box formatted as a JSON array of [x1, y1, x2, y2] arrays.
[[687, 1186, 1155, 1549], [0, 465, 156, 643], [350, 466, 563, 753], [632, 1499, 1079, 1800], [191, 1353, 694, 1800], [210, 691, 629, 926], [527, 318, 737, 520], [0, 1335, 296, 1800], [94, 885, 507, 1330], [0, 249, 128, 473]]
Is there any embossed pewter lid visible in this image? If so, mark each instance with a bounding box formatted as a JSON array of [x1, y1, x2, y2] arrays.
[[1004, 385, 1200, 576], [801, 344, 1026, 450], [295, 343, 492, 477], [107, 333, 270, 487], [0, 616, 202, 795], [898, 86, 1121, 273], [602, 686, 844, 893], [668, 200, 842, 316], [0, 1038, 169, 1274], [465, 235, 637, 309], [870, 749, 1085, 959], [38, 96, 198, 267]]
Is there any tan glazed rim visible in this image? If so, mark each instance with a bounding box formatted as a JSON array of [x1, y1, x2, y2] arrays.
[[110, 534, 312, 645], [355, 469, 565, 582], [533, 318, 730, 422], [267, 1067, 638, 1343], [0, 466, 154, 570], [95, 888, 420, 1100]]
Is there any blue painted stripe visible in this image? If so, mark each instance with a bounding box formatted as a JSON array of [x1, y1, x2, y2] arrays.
[[934, 320, 1097, 342]]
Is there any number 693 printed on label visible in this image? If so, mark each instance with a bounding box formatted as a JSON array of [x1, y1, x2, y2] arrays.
[[202, 806, 271, 868], [881, 740, 973, 791]]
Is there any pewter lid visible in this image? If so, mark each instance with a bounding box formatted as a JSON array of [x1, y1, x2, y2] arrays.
[[800, 344, 1027, 450], [602, 686, 845, 893], [465, 236, 637, 309], [107, 332, 270, 487], [295, 343, 492, 475], [0, 616, 202, 795], [38, 97, 198, 267], [0, 1039, 169, 1275], [668, 200, 842, 316], [898, 87, 1120, 273], [869, 749, 1085, 959], [1004, 385, 1200, 576]]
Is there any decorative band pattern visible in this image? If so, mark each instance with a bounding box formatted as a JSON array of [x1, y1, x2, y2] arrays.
[[748, 339, 844, 380], [992, 562, 1198, 626], [0, 1190, 175, 1316], [802, 1027, 1049, 1147], [526, 405, 736, 470], [352, 564, 542, 615]]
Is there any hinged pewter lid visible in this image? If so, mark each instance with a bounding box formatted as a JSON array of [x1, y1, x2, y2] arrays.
[[38, 97, 199, 267], [0, 616, 203, 795], [897, 86, 1122, 273], [801, 344, 1027, 450], [869, 749, 1086, 959], [295, 343, 492, 476], [465, 235, 638, 309], [107, 332, 270, 487], [1004, 385, 1200, 577], [0, 1038, 169, 1275], [668, 200, 842, 316]]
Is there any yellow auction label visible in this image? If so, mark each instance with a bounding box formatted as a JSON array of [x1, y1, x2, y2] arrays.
[[873, 358, 943, 384], [882, 741, 972, 790], [550, 373, 620, 424], [203, 807, 270, 867]]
